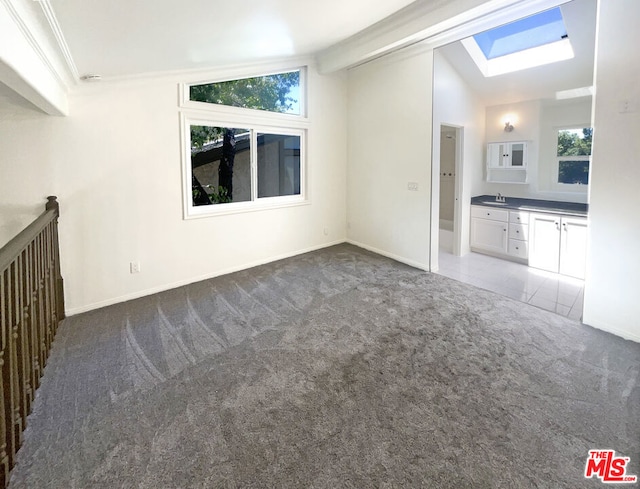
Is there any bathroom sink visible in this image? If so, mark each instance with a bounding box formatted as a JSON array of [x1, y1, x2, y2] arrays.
[[478, 201, 509, 206]]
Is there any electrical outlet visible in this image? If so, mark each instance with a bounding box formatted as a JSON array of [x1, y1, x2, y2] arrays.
[[130, 261, 141, 274], [407, 182, 419, 191], [619, 100, 637, 113]]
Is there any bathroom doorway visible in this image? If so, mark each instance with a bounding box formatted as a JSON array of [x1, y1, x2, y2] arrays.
[[435, 124, 464, 264]]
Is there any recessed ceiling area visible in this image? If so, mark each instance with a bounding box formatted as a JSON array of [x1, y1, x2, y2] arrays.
[[436, 0, 597, 106], [48, 0, 418, 79]]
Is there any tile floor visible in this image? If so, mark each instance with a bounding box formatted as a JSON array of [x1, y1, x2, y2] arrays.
[[437, 248, 584, 321]]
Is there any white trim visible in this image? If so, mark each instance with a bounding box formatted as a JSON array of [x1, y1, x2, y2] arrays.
[[181, 67, 307, 119], [317, 0, 573, 73], [581, 320, 640, 345], [1, 0, 72, 87], [346, 239, 429, 272], [36, 0, 79, 82], [180, 112, 308, 219], [462, 37, 575, 77], [64, 240, 346, 316], [102, 55, 313, 85]]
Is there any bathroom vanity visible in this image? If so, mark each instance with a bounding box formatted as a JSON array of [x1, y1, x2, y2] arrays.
[[470, 195, 588, 279]]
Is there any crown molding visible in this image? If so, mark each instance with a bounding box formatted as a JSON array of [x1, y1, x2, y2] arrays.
[[0, 0, 68, 114], [36, 0, 79, 83], [0, 0, 74, 86]]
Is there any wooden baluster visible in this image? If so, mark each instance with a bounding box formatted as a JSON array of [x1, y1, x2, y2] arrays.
[[43, 224, 53, 353], [0, 271, 11, 488], [33, 234, 43, 390], [20, 248, 33, 419], [7, 262, 20, 466], [38, 233, 47, 373], [13, 252, 31, 442]]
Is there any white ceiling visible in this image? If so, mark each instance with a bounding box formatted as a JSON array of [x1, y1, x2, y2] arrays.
[[48, 0, 418, 79], [436, 0, 597, 106]]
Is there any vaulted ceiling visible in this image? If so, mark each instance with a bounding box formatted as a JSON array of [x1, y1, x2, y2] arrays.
[[48, 0, 418, 79], [437, 0, 597, 105], [1, 0, 597, 113]]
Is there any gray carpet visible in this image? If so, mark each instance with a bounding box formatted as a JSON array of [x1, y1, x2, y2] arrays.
[[8, 244, 640, 488]]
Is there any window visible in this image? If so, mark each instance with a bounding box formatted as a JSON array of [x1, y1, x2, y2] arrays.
[[462, 7, 574, 77], [180, 68, 307, 218], [189, 70, 301, 115], [557, 127, 592, 185]]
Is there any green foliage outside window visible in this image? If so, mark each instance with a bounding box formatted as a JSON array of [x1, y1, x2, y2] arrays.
[[557, 128, 592, 185], [557, 128, 592, 156], [189, 71, 299, 114]]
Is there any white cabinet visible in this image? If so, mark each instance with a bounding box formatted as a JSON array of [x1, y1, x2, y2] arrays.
[[471, 216, 508, 254], [529, 213, 588, 279], [528, 214, 561, 272], [559, 217, 588, 279], [470, 206, 527, 258], [486, 141, 528, 184]]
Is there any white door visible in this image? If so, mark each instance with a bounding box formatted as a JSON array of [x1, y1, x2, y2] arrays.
[[559, 217, 588, 279], [529, 213, 561, 273], [471, 218, 508, 254]]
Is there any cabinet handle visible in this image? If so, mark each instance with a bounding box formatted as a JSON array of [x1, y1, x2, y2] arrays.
[[555, 221, 560, 230], [563, 222, 567, 231], [487, 212, 490, 216]]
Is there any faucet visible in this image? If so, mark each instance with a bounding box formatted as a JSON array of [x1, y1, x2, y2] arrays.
[[496, 193, 506, 203]]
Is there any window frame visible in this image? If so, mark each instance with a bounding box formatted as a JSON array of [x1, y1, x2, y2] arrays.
[[554, 125, 592, 189], [179, 66, 309, 219], [180, 67, 308, 120], [180, 112, 308, 219]]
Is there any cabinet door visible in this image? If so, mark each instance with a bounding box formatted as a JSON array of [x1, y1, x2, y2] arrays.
[[487, 143, 508, 168], [559, 217, 588, 279], [510, 143, 526, 167], [529, 213, 561, 272], [471, 218, 508, 254]]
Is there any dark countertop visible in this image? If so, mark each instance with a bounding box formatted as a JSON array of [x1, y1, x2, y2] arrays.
[[471, 195, 588, 217]]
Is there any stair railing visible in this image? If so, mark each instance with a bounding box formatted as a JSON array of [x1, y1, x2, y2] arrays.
[[0, 196, 64, 487]]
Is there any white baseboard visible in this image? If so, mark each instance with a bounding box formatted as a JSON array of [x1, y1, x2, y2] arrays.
[[582, 319, 640, 344], [65, 239, 346, 316], [346, 239, 429, 272]]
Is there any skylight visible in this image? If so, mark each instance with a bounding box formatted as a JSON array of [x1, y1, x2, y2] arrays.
[[462, 7, 574, 77]]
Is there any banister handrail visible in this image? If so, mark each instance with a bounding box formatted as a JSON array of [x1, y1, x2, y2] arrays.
[[0, 197, 59, 273]]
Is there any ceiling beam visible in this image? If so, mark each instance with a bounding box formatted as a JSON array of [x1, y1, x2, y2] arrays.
[[0, 0, 68, 115], [316, 0, 572, 73]]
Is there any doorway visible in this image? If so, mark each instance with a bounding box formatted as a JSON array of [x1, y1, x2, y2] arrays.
[[431, 124, 464, 272]]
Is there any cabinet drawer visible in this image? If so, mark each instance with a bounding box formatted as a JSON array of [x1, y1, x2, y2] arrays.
[[471, 206, 509, 222], [509, 210, 529, 224], [508, 239, 528, 259], [508, 223, 528, 241]]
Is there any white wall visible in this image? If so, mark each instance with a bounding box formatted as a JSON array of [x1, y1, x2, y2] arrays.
[[346, 46, 433, 269], [482, 100, 541, 198], [432, 51, 485, 259], [583, 0, 640, 342], [0, 101, 59, 247], [479, 98, 591, 203], [0, 63, 348, 314]]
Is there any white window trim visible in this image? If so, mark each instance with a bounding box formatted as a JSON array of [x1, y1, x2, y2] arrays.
[[179, 67, 308, 121], [180, 112, 308, 219]]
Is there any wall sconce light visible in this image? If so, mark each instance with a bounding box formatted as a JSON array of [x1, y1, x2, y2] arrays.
[[504, 121, 514, 132]]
